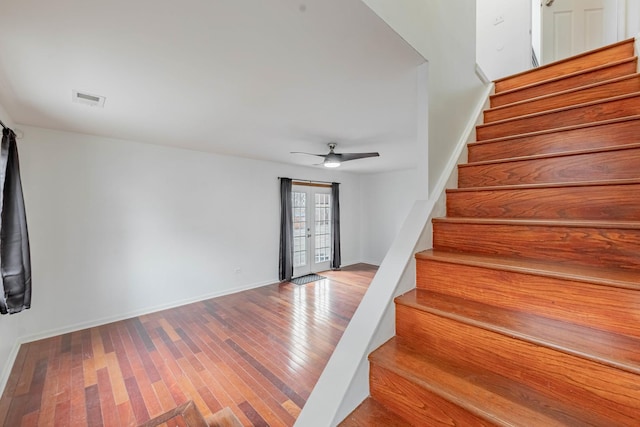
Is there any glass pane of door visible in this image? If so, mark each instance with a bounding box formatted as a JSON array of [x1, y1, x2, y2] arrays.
[[292, 186, 332, 278], [292, 190, 309, 277], [314, 192, 331, 264]]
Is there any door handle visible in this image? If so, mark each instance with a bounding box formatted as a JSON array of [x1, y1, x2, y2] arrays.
[[307, 234, 312, 238], [545, 0, 555, 6]]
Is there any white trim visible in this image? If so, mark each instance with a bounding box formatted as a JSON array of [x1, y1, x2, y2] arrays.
[[636, 32, 640, 72], [416, 62, 429, 199], [475, 63, 491, 85], [617, 0, 626, 40], [294, 82, 494, 427]]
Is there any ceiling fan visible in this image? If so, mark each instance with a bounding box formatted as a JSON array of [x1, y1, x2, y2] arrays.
[[292, 143, 379, 168]]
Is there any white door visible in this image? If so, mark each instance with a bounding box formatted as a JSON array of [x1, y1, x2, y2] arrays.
[[292, 186, 332, 278], [541, 0, 617, 65]]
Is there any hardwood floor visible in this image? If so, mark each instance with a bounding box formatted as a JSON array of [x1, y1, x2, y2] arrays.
[[0, 264, 376, 426]]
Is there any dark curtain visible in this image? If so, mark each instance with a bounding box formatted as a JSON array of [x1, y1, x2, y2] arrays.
[[278, 178, 293, 281], [331, 182, 341, 270], [0, 128, 31, 314]]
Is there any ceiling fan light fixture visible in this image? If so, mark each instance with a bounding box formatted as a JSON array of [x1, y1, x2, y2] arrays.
[[291, 142, 378, 168], [323, 158, 341, 168]]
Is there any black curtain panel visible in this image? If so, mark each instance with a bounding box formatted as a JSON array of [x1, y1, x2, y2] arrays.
[[0, 128, 31, 314], [331, 182, 341, 270], [278, 178, 293, 282]]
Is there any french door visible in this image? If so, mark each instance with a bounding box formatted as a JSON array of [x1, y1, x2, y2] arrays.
[[292, 185, 332, 278]]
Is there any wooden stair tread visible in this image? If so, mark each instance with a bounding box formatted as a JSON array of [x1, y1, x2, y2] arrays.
[[416, 251, 640, 339], [446, 180, 640, 221], [470, 114, 640, 147], [339, 398, 410, 426], [433, 219, 640, 271], [490, 57, 638, 102], [468, 115, 640, 163], [490, 57, 638, 108], [415, 249, 639, 290], [458, 143, 640, 189], [458, 144, 640, 188], [461, 141, 640, 169], [370, 338, 607, 427], [449, 177, 640, 192], [397, 289, 640, 376], [432, 216, 640, 229], [476, 93, 640, 140], [477, 91, 640, 131], [493, 38, 636, 92], [494, 38, 635, 83], [485, 73, 640, 122], [488, 73, 640, 111]]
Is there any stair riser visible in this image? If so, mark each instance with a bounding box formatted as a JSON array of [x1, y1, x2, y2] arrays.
[[447, 184, 640, 221], [476, 94, 640, 141], [490, 59, 638, 107], [369, 364, 495, 427], [494, 40, 635, 92], [485, 75, 640, 123], [432, 221, 640, 271], [459, 147, 640, 188], [395, 305, 640, 424], [469, 117, 640, 162], [415, 258, 640, 338]]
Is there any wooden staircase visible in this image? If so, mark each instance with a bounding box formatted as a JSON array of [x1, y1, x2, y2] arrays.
[[340, 38, 640, 426]]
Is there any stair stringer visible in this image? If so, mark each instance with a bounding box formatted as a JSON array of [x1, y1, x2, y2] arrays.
[[295, 83, 493, 427]]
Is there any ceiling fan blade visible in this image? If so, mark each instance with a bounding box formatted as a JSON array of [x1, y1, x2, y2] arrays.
[[336, 152, 380, 161], [290, 151, 329, 158]]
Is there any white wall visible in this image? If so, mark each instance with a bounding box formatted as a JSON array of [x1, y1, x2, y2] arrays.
[[360, 169, 418, 265], [1, 125, 364, 389], [477, 0, 532, 80], [0, 104, 14, 130], [625, 0, 640, 37], [361, 0, 486, 196]]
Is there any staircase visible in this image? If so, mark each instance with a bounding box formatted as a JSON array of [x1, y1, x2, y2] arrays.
[[340, 38, 640, 426]]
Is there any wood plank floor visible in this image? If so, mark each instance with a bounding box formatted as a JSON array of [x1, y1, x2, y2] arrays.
[[0, 264, 376, 426]]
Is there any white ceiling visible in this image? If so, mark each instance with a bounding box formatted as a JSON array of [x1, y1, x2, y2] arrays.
[[0, 0, 424, 173]]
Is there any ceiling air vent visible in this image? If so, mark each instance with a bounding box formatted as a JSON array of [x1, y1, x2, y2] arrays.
[[72, 90, 106, 108]]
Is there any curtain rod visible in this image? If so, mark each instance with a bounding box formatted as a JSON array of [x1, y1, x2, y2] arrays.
[[0, 119, 6, 130], [278, 177, 340, 185]]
